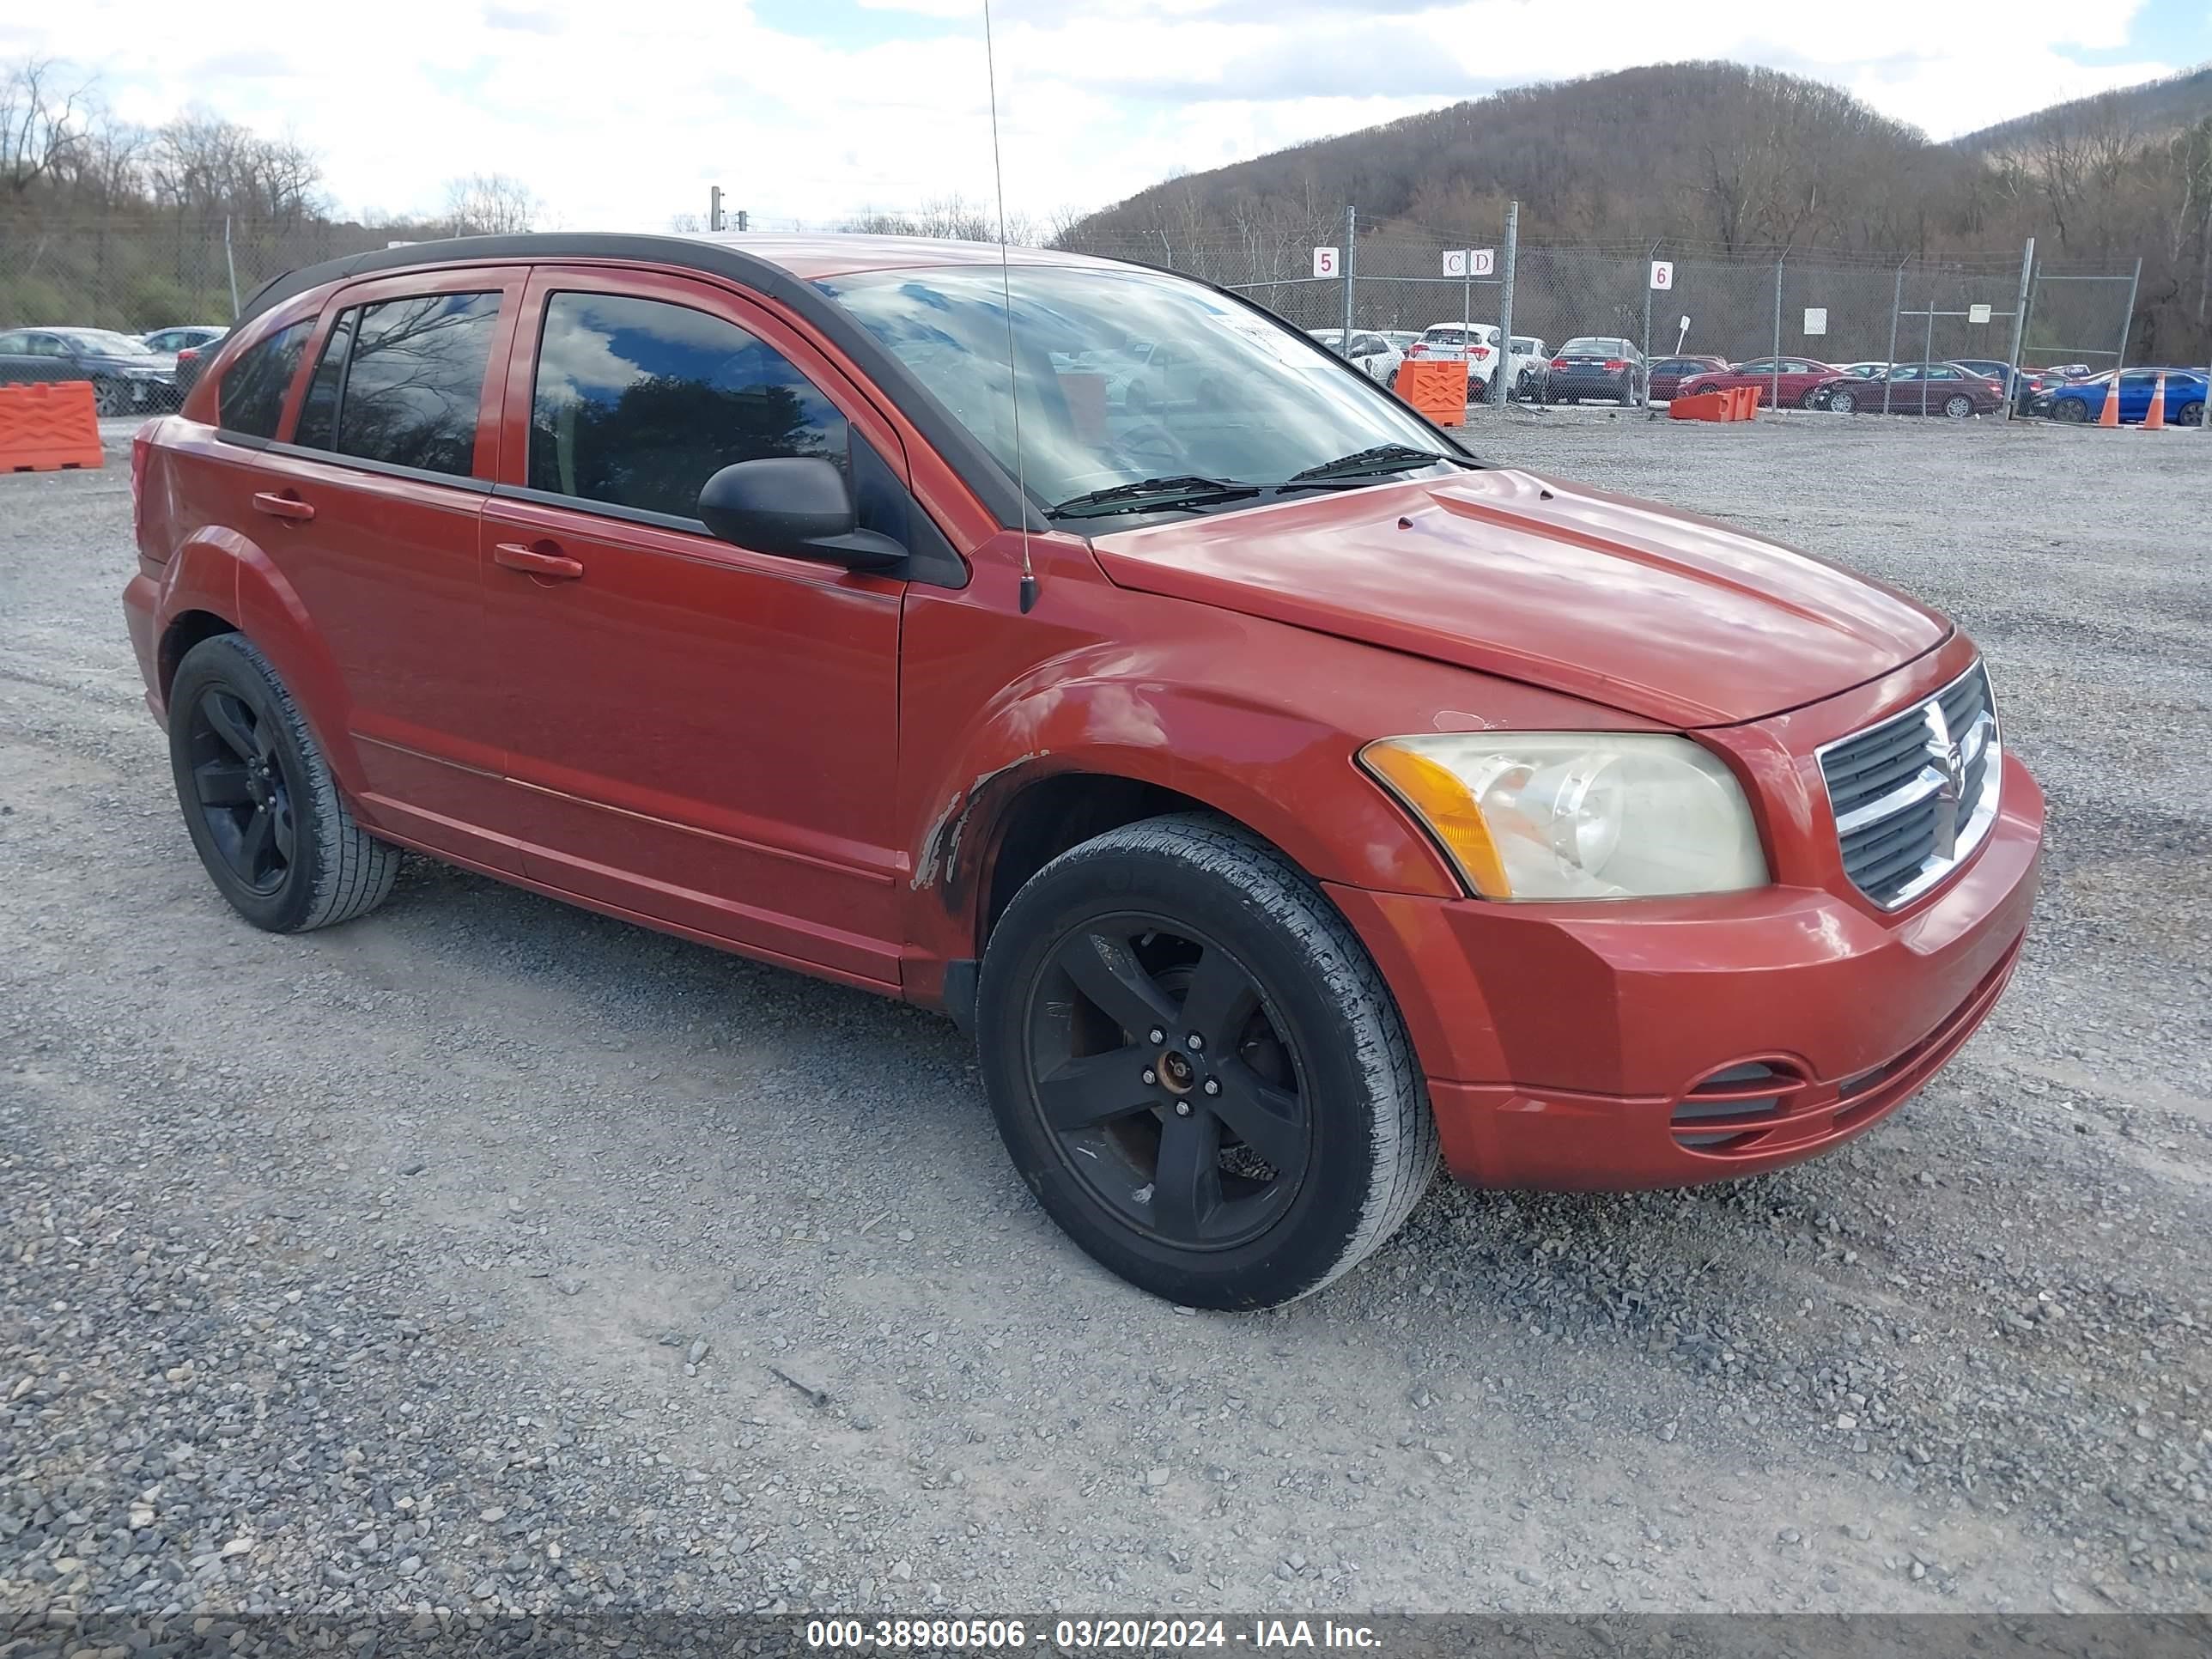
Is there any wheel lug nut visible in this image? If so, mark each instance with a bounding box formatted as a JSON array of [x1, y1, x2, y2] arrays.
[[1142, 1069, 1158, 1086], [1187, 1034, 1205, 1052], [1147, 1028, 1165, 1045], [1174, 1101, 1192, 1116], [1202, 1079, 1220, 1097]]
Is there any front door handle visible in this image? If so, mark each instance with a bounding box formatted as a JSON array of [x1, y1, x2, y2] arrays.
[[251, 490, 315, 523], [493, 541, 584, 580]]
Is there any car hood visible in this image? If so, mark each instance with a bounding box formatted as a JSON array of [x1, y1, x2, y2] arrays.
[[1086, 467, 1951, 728], [84, 352, 176, 373]]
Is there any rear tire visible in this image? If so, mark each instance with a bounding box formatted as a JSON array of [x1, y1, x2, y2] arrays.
[[976, 814, 1438, 1310], [168, 634, 399, 933], [2175, 400, 2204, 427], [1943, 394, 1974, 420]]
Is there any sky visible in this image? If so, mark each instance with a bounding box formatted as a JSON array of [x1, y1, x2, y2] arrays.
[[6, 0, 2210, 231]]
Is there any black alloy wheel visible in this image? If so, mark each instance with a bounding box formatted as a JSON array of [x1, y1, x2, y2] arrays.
[[976, 815, 1438, 1308], [184, 685, 297, 894], [1024, 915, 1312, 1252]]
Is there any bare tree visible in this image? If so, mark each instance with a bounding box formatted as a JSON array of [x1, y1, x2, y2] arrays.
[[0, 57, 97, 197], [442, 172, 541, 236]]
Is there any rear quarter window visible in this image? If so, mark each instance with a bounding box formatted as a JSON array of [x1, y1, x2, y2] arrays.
[[216, 321, 313, 439]]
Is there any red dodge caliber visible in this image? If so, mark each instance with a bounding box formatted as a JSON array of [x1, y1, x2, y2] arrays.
[[122, 234, 2043, 1308]]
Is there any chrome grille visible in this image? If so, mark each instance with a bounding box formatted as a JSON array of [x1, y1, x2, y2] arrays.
[[1817, 663, 2000, 909]]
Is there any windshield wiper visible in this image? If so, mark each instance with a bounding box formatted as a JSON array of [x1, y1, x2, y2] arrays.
[[1045, 476, 1261, 520], [1283, 444, 1478, 486]]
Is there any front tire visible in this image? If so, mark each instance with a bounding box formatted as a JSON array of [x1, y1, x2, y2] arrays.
[[92, 379, 129, 416], [1830, 389, 1858, 415], [2053, 398, 2088, 423], [976, 815, 1438, 1309], [168, 634, 399, 933], [1943, 394, 1974, 419]]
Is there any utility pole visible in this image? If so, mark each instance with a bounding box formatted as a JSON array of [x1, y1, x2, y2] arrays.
[[709, 186, 724, 232]]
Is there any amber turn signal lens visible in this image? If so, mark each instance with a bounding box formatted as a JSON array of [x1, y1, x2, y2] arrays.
[[1360, 741, 1514, 898]]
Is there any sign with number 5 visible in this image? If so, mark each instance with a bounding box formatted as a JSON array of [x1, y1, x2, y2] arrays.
[[1313, 246, 1339, 278]]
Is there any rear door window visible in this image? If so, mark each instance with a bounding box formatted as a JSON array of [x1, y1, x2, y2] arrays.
[[330, 292, 501, 477], [216, 320, 313, 439], [527, 290, 849, 523]]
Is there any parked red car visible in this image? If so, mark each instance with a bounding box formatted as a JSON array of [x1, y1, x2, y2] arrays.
[[1822, 362, 2008, 418], [1678, 356, 1845, 410], [1647, 354, 1729, 401], [122, 234, 2043, 1309]]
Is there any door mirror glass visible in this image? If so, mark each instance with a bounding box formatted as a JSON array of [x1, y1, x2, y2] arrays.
[[698, 456, 905, 572]]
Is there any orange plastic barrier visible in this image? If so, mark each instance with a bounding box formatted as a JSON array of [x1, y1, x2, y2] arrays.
[[2142, 374, 2167, 431], [0, 380, 104, 472], [1395, 358, 1470, 427], [1668, 384, 1762, 422]]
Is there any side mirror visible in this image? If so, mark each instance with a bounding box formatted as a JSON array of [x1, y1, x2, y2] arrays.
[[696, 457, 906, 573]]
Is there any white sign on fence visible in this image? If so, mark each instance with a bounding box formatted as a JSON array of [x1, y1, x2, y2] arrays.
[[1650, 260, 1674, 290], [1442, 249, 1465, 277], [1969, 302, 1993, 325], [1803, 307, 1827, 336], [1443, 248, 1496, 277], [1313, 246, 1339, 278]]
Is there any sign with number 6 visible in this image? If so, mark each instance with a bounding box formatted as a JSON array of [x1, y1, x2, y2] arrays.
[[1650, 261, 1674, 291]]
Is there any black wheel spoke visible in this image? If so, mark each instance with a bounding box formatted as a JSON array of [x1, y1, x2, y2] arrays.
[[1176, 943, 1255, 1044], [1208, 1056, 1308, 1178], [1149, 1110, 1222, 1243], [270, 800, 297, 865], [193, 760, 252, 807], [238, 809, 276, 878], [1056, 930, 1178, 1038], [203, 692, 258, 761], [1036, 1043, 1155, 1133]]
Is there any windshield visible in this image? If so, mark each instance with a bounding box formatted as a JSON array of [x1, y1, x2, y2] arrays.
[[58, 329, 152, 355], [823, 264, 1455, 514]]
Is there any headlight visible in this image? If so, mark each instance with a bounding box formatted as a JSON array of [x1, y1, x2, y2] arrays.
[[1359, 732, 1768, 900]]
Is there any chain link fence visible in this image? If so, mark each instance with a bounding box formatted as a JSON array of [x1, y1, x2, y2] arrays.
[[1060, 214, 2164, 422], [0, 209, 2178, 425]]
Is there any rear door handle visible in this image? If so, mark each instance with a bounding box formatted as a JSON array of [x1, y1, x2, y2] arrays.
[[251, 491, 315, 523], [493, 541, 584, 580]]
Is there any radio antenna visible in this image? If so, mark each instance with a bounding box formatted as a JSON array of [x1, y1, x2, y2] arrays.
[[982, 0, 1038, 613]]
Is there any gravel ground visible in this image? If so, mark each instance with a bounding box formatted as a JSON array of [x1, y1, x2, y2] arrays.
[[1, 411, 2206, 1625]]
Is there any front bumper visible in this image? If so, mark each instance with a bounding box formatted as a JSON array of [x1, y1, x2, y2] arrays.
[[1328, 749, 2044, 1191]]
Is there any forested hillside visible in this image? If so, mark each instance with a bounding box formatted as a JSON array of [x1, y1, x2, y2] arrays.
[[1060, 61, 2212, 363]]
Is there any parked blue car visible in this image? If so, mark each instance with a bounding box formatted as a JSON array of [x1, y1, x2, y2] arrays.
[[2033, 368, 2209, 426]]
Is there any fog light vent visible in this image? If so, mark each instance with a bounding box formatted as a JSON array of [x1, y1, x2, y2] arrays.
[[1670, 1060, 1810, 1152]]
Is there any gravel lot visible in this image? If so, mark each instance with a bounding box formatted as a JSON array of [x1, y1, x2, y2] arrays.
[[2, 410, 2207, 1624]]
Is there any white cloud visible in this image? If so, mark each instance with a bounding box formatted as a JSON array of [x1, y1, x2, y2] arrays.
[[7, 0, 2179, 231]]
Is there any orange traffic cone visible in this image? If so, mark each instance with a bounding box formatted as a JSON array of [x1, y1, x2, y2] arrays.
[[2097, 381, 2120, 427], [2144, 374, 2166, 430]]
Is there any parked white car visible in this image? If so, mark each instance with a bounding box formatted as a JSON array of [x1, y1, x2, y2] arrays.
[[1404, 322, 1500, 392], [1506, 335, 1550, 401], [1307, 329, 1405, 386]]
